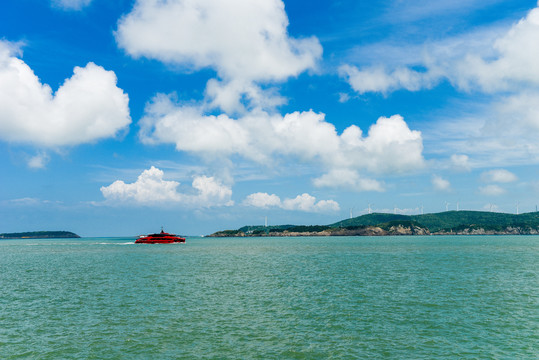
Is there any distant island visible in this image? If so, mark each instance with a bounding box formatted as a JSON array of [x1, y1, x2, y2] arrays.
[[208, 211, 539, 237], [0, 231, 81, 239]]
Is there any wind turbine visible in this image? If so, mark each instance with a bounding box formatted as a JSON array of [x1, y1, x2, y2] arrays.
[[516, 201, 519, 215], [368, 203, 372, 214], [445, 201, 450, 212]]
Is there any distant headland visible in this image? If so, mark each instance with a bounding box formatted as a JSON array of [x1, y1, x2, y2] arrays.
[[0, 231, 81, 239], [208, 211, 539, 237]]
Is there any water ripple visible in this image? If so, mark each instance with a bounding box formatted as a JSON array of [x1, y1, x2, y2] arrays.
[[0, 236, 537, 359]]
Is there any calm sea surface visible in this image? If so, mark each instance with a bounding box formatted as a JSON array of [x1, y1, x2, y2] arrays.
[[0, 236, 537, 359]]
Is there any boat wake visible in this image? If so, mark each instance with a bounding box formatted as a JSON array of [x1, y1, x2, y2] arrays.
[[95, 242, 134, 245]]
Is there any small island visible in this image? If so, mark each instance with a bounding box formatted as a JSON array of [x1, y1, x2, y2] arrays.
[[0, 231, 81, 239], [208, 211, 539, 237]]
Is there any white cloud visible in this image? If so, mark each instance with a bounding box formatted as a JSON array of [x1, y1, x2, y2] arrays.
[[116, 0, 321, 81], [4, 197, 42, 206], [116, 0, 322, 112], [27, 152, 50, 170], [243, 192, 339, 213], [342, 4, 539, 166], [139, 96, 251, 158], [140, 95, 425, 180], [312, 169, 384, 192], [424, 101, 539, 168], [191, 175, 233, 206], [243, 192, 282, 208], [488, 91, 539, 135], [100, 166, 233, 207], [0, 41, 131, 147], [346, 114, 425, 174], [432, 175, 451, 192], [479, 184, 506, 196], [114, 1, 427, 192], [338, 92, 351, 103], [342, 5, 539, 94], [384, 0, 502, 24], [282, 194, 340, 213], [1, 197, 61, 207], [52, 0, 92, 10], [450, 154, 471, 172], [480, 169, 518, 183], [101, 166, 182, 204], [453, 6, 539, 92], [339, 64, 436, 95]]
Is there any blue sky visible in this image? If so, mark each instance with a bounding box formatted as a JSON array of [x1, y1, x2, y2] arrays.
[[1, 0, 538, 236]]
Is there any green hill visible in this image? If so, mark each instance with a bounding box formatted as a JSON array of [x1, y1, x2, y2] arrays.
[[332, 213, 410, 228], [333, 211, 539, 232], [209, 211, 539, 237], [0, 231, 80, 239]]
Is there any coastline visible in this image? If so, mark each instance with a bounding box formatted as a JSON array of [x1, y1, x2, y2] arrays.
[[208, 211, 539, 237], [208, 225, 539, 237], [0, 231, 81, 239]]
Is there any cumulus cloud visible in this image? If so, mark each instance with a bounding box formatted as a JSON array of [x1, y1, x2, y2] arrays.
[[339, 65, 437, 95], [114, 0, 427, 191], [100, 166, 233, 207], [454, 6, 539, 92], [425, 98, 539, 168], [116, 0, 322, 112], [432, 175, 451, 192], [116, 0, 321, 81], [191, 175, 234, 206], [487, 91, 539, 136], [52, 0, 92, 10], [342, 5, 539, 94], [480, 169, 518, 183], [27, 152, 50, 170], [341, 4, 539, 166], [283, 194, 340, 213], [312, 169, 384, 192], [476, 166, 517, 203], [139, 94, 425, 183], [479, 184, 506, 196], [0, 41, 131, 147], [101, 166, 182, 203], [243, 192, 282, 209], [243, 192, 340, 213], [450, 154, 471, 172], [116, 0, 425, 191], [344, 114, 425, 174]]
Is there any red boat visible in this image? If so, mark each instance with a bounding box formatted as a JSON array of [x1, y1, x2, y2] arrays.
[[135, 229, 186, 244]]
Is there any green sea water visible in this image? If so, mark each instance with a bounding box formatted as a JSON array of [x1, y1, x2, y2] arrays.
[[0, 236, 537, 359]]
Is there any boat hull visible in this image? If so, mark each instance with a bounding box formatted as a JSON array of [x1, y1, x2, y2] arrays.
[[135, 230, 186, 244], [135, 237, 186, 244]]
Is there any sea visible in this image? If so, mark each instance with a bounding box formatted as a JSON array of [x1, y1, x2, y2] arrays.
[[0, 235, 537, 359]]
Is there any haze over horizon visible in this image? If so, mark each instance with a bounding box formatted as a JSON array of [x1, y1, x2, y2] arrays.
[[2, 0, 539, 236]]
